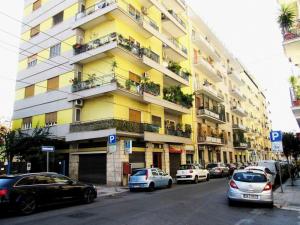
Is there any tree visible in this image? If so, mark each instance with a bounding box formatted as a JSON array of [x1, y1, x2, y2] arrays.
[[282, 132, 297, 159], [278, 4, 296, 35]]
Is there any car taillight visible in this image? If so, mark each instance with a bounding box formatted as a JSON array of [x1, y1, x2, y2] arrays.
[[263, 182, 272, 191], [189, 170, 193, 173], [0, 189, 8, 197], [145, 170, 149, 180], [229, 180, 238, 189], [215, 168, 221, 172]]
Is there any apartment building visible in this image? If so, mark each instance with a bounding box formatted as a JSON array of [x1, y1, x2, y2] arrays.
[[278, 0, 300, 127], [12, 0, 271, 185]]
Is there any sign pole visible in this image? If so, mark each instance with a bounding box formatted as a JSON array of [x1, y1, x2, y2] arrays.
[[46, 152, 49, 172], [278, 162, 283, 193], [112, 151, 118, 192]]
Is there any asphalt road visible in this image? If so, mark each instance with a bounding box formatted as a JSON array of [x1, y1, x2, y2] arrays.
[[1, 178, 299, 225]]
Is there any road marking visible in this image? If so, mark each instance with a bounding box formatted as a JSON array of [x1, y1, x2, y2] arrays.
[[250, 209, 266, 215], [234, 219, 254, 225]]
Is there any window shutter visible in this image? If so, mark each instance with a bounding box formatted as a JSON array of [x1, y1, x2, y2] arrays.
[[30, 24, 40, 38], [47, 76, 59, 91], [129, 72, 141, 83], [129, 109, 141, 123], [25, 85, 35, 98], [22, 117, 32, 129], [33, 0, 41, 11], [45, 112, 57, 126]]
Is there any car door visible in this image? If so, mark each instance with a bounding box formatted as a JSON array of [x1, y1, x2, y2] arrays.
[[33, 175, 61, 205], [158, 169, 168, 186], [151, 169, 161, 187]]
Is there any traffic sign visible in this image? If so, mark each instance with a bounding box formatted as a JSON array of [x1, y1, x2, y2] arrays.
[[271, 142, 283, 152], [108, 135, 116, 145], [41, 146, 55, 152], [124, 140, 132, 154], [27, 162, 31, 172], [270, 131, 282, 142]]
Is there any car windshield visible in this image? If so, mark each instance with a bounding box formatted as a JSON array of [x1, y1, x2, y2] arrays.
[[0, 177, 15, 187], [179, 165, 193, 170], [207, 164, 218, 169], [233, 172, 267, 183], [132, 170, 147, 176]]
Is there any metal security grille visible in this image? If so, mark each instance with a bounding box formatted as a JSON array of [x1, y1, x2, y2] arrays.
[[129, 152, 145, 169], [169, 153, 181, 178], [79, 154, 106, 184]]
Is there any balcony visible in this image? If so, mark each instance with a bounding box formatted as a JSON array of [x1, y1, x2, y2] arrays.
[[197, 109, 226, 124], [71, 32, 159, 66], [233, 141, 249, 149], [194, 58, 223, 82], [162, 0, 186, 13], [231, 88, 246, 101], [231, 106, 247, 117], [195, 84, 224, 103], [227, 70, 244, 85], [192, 33, 220, 62], [67, 118, 159, 141], [163, 38, 188, 62], [198, 136, 225, 146], [232, 124, 247, 131], [139, 0, 153, 8], [73, 0, 159, 39]]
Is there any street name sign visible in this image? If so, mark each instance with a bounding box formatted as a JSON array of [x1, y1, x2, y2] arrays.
[[41, 146, 55, 152]]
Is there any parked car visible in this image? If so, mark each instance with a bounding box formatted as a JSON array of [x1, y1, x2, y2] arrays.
[[129, 168, 172, 192], [245, 166, 276, 186], [0, 172, 97, 215], [207, 163, 229, 178], [227, 170, 273, 207], [257, 160, 280, 184], [176, 164, 209, 184]]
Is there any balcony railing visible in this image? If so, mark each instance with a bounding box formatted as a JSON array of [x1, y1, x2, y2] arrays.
[[168, 38, 188, 54], [194, 58, 223, 80], [232, 124, 246, 130], [71, 73, 161, 97], [198, 109, 226, 122], [165, 61, 190, 81], [73, 32, 160, 63], [162, 9, 186, 29], [233, 141, 249, 148], [196, 84, 224, 100], [165, 124, 191, 138], [198, 136, 224, 144], [75, 0, 159, 31], [70, 119, 160, 133]]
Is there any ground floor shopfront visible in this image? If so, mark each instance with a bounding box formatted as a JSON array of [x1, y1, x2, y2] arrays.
[[67, 139, 197, 186]]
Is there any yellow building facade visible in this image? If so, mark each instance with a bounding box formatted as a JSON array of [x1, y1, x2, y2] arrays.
[[13, 0, 272, 185]]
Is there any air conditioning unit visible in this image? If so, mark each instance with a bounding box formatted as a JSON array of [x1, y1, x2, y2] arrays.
[[75, 99, 83, 107], [141, 7, 148, 15]]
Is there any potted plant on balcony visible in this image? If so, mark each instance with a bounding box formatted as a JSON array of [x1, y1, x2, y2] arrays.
[[167, 61, 181, 75], [277, 4, 296, 35], [184, 124, 192, 138], [86, 74, 97, 88], [181, 69, 191, 79], [176, 123, 183, 136]]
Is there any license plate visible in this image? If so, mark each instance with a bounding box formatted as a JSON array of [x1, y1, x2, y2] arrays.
[[133, 185, 140, 188], [181, 176, 186, 178], [243, 194, 258, 199]]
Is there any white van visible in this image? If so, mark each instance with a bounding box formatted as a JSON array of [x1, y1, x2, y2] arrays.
[[257, 160, 279, 176]]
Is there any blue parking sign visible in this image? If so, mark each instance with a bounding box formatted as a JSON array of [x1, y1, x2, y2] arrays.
[[270, 131, 282, 142], [108, 135, 116, 144]]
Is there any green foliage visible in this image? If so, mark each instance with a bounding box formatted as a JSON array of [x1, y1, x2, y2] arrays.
[[282, 132, 299, 159], [167, 61, 182, 75], [163, 86, 194, 108], [278, 4, 296, 34]]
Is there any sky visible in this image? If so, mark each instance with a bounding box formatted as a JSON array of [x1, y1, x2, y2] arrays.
[[0, 0, 298, 132]]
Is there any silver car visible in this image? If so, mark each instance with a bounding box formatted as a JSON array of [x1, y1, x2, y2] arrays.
[[227, 170, 273, 207], [129, 168, 173, 191]]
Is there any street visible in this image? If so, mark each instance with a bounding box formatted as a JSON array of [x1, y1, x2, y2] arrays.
[[0, 178, 299, 225]]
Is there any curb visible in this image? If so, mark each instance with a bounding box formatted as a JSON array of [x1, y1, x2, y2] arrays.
[[274, 204, 300, 212]]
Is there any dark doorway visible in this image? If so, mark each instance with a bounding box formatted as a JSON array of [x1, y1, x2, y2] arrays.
[[169, 153, 181, 178], [153, 152, 162, 169], [79, 154, 106, 184]]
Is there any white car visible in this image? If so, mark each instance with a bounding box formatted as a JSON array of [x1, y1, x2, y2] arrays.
[[176, 164, 210, 184], [245, 166, 276, 186]]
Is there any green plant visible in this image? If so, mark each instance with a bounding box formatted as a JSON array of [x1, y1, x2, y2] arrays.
[[87, 74, 97, 86], [111, 60, 118, 73], [278, 4, 296, 34], [125, 79, 134, 90], [167, 61, 182, 75]]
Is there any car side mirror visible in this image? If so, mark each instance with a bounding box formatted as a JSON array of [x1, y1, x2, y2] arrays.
[[68, 180, 74, 185]]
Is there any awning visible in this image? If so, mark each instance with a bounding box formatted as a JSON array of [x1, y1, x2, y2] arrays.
[[169, 145, 183, 154]]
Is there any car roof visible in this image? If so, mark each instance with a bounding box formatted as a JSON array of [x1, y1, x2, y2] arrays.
[[233, 169, 266, 175], [0, 172, 58, 178], [245, 166, 266, 170]]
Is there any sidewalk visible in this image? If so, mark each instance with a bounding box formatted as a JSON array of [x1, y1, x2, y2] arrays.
[[273, 177, 300, 212], [95, 185, 129, 198]]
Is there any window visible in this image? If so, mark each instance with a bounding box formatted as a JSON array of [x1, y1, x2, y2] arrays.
[[152, 115, 161, 127], [75, 108, 81, 122], [32, 0, 41, 11], [49, 43, 61, 58], [30, 24, 40, 38], [16, 176, 35, 186], [34, 175, 53, 184], [25, 85, 35, 98], [22, 117, 32, 129], [226, 113, 230, 122], [27, 54, 37, 68], [228, 132, 231, 141], [47, 76, 59, 91], [50, 175, 71, 184], [129, 109, 141, 123], [52, 11, 64, 26], [45, 112, 57, 127]]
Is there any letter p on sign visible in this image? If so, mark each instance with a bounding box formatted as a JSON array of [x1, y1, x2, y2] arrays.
[[270, 131, 282, 142]]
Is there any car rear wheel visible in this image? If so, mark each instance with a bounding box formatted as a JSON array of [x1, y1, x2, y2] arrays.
[[83, 188, 95, 204], [18, 195, 37, 215], [167, 180, 172, 188], [194, 176, 198, 184], [148, 182, 155, 192]]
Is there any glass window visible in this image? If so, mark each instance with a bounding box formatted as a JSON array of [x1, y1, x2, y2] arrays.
[[27, 54, 37, 68], [50, 175, 71, 184], [22, 117, 32, 129], [75, 108, 81, 122], [34, 175, 53, 184], [152, 116, 161, 127], [206, 164, 218, 169], [179, 165, 193, 170], [53, 11, 64, 26], [49, 43, 61, 58], [0, 177, 15, 187], [132, 169, 147, 176], [45, 112, 57, 127], [233, 172, 267, 183], [16, 176, 35, 186], [151, 169, 158, 176]]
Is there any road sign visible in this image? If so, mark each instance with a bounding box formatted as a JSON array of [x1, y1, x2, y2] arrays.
[[108, 135, 117, 145], [41, 146, 55, 152], [270, 131, 282, 142], [271, 142, 283, 152], [124, 140, 132, 154], [27, 162, 31, 172], [107, 135, 117, 154]]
